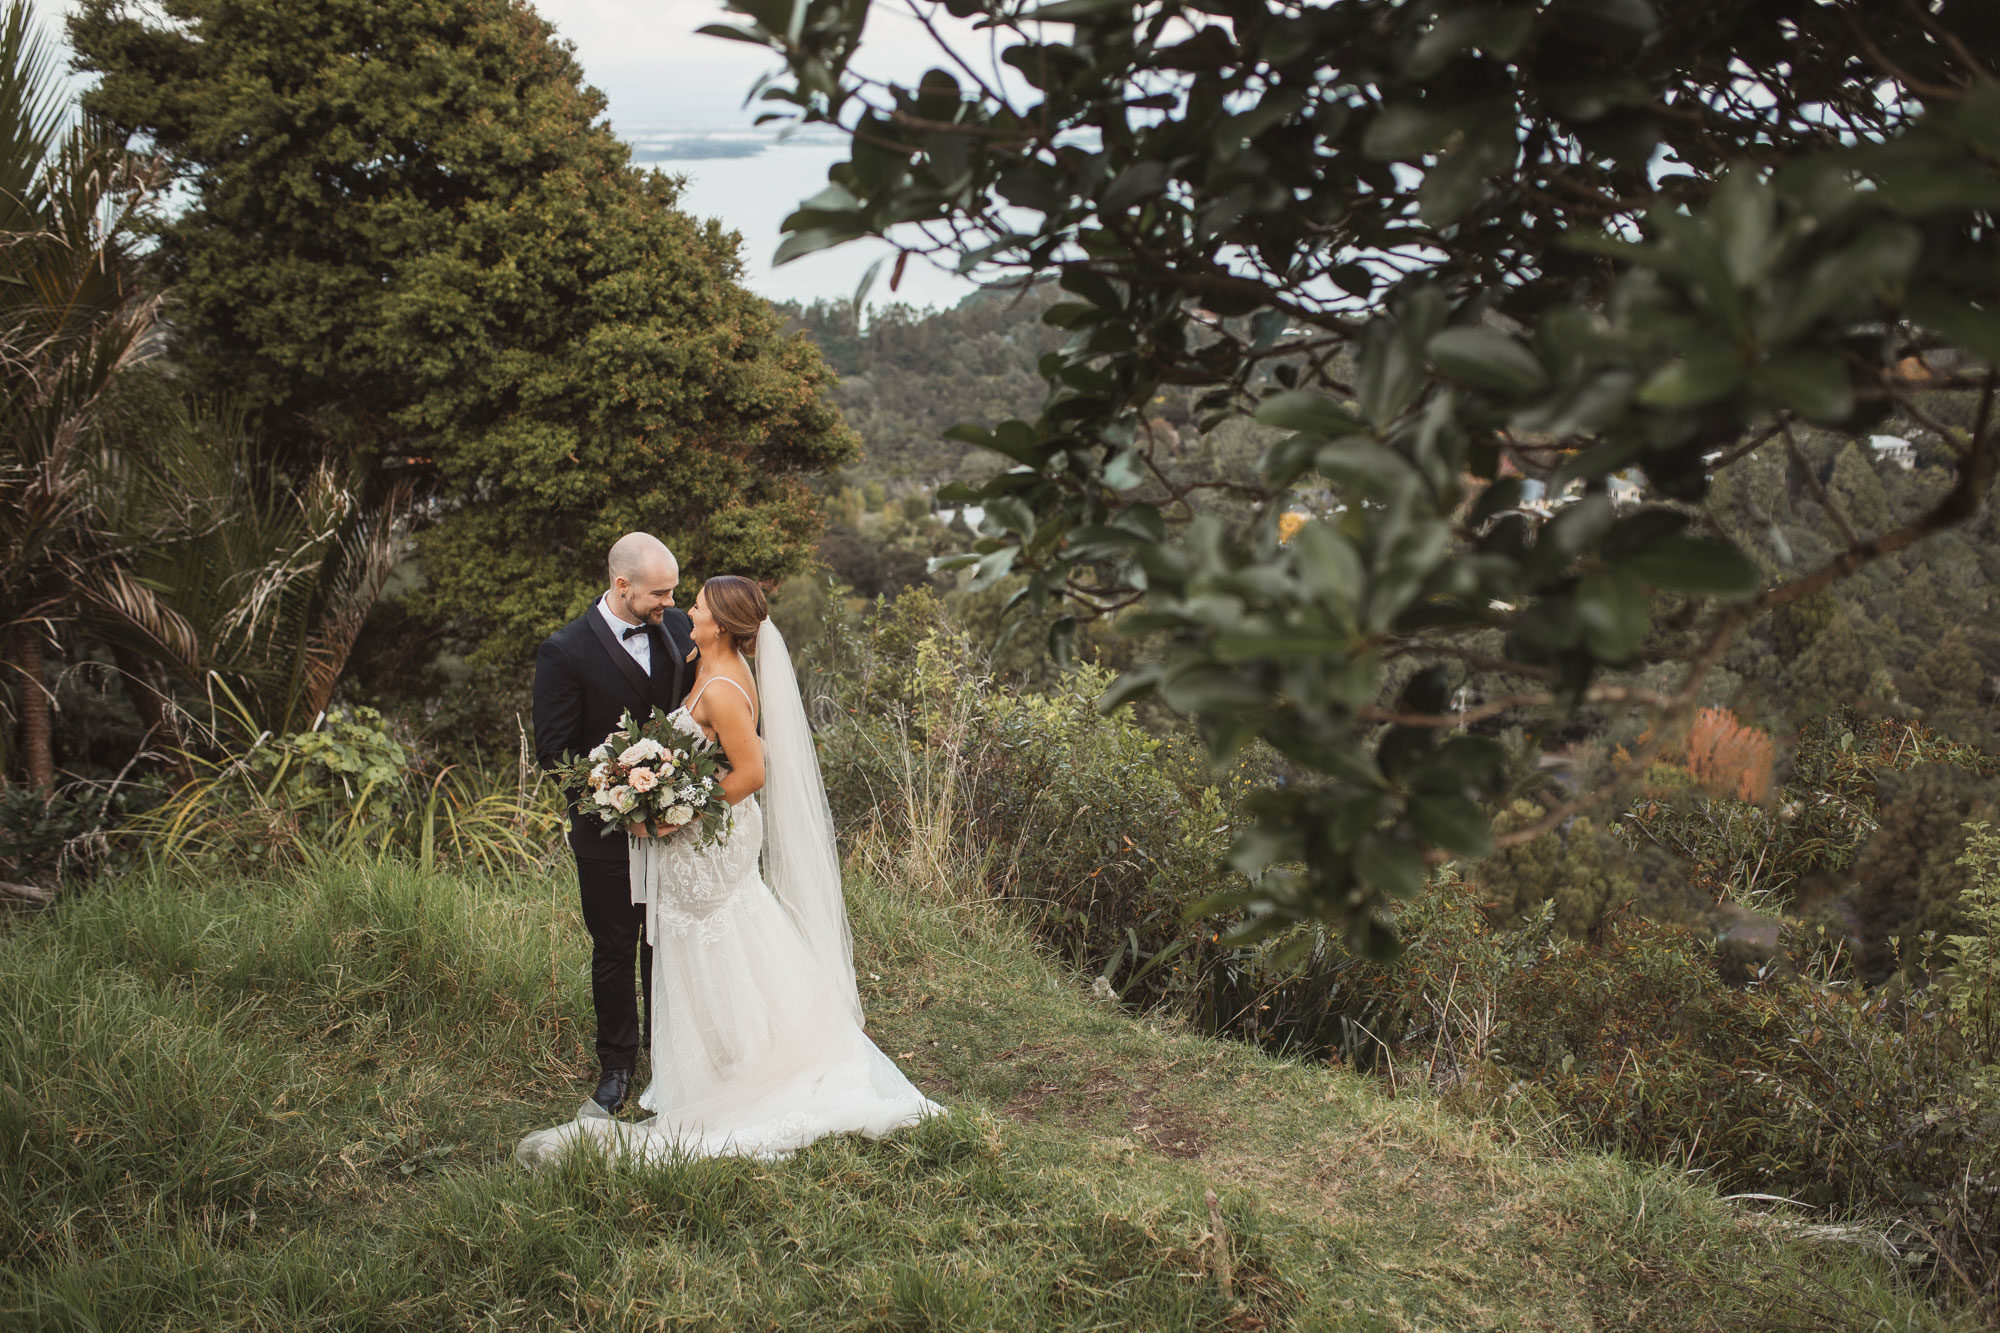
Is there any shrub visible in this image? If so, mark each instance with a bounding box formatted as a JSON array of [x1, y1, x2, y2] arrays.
[[1849, 763, 2000, 983], [810, 594, 2000, 1308], [119, 705, 562, 873], [0, 784, 103, 904], [1679, 708, 1777, 805], [1947, 822, 2000, 1076], [1468, 800, 1637, 938], [810, 599, 1235, 1011]]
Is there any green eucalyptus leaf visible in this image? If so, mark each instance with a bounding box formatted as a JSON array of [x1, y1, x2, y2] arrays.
[[967, 546, 1018, 591], [1409, 791, 1493, 857], [1429, 326, 1549, 396], [1292, 521, 1365, 612], [1355, 834, 1426, 899], [1638, 346, 1746, 408], [1254, 390, 1366, 436], [1618, 536, 1760, 599], [1751, 351, 1854, 424], [927, 552, 982, 573], [1099, 665, 1163, 712], [1576, 565, 1649, 661]]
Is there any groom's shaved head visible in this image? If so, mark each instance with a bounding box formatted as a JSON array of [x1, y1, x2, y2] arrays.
[[606, 533, 680, 625], [608, 532, 677, 586]]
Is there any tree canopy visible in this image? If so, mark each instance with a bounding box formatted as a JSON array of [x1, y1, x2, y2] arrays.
[[70, 0, 859, 662], [721, 0, 2000, 952]]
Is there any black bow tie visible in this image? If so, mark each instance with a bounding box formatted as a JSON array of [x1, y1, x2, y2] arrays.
[[622, 622, 652, 640]]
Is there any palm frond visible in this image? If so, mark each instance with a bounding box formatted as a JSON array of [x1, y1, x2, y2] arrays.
[[0, 0, 69, 230]]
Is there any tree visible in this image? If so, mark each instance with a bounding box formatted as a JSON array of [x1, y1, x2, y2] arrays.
[[721, 0, 2000, 951], [70, 0, 859, 663], [1910, 625, 1983, 712], [0, 1, 172, 787], [1826, 441, 1894, 538]]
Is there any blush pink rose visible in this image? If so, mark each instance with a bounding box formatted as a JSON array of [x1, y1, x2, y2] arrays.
[[627, 767, 659, 793]]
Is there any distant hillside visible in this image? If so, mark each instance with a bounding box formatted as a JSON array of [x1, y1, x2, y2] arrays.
[[779, 286, 1067, 488]]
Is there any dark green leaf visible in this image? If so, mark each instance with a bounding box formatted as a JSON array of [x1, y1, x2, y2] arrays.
[[1576, 566, 1649, 661], [1254, 390, 1366, 436], [1429, 327, 1549, 396], [1750, 352, 1853, 424], [1355, 834, 1425, 899], [1618, 536, 1760, 599], [1409, 792, 1493, 858]]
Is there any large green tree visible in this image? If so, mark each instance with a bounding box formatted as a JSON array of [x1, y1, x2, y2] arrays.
[[70, 0, 858, 662], [721, 0, 2000, 951]]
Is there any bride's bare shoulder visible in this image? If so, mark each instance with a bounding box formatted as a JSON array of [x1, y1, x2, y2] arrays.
[[691, 667, 758, 722]]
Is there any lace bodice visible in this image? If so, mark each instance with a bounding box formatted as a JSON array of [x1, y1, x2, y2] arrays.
[[627, 701, 757, 944]]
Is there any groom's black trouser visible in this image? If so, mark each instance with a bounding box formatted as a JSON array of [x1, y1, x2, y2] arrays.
[[576, 856, 652, 1072]]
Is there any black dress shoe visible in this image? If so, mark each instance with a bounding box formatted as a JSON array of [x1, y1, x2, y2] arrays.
[[591, 1068, 632, 1116]]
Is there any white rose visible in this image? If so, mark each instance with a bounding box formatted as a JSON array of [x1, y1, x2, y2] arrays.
[[662, 803, 695, 826], [588, 743, 613, 762], [588, 762, 610, 785], [617, 738, 664, 766], [592, 787, 616, 807], [610, 785, 636, 813]]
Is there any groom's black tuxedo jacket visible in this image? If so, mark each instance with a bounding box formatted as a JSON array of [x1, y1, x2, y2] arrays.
[[533, 603, 699, 863]]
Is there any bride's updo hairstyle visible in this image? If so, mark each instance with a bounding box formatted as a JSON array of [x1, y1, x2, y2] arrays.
[[702, 575, 768, 655]]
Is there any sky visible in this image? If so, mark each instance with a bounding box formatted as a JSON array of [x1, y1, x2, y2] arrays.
[[31, 0, 982, 311], [534, 0, 986, 311]]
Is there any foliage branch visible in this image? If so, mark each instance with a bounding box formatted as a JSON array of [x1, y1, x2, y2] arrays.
[[717, 0, 2000, 952]]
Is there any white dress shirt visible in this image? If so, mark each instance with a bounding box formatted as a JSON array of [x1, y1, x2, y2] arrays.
[[597, 595, 653, 676]]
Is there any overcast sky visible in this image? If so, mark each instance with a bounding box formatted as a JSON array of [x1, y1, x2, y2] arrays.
[[33, 0, 982, 309], [533, 0, 989, 309]]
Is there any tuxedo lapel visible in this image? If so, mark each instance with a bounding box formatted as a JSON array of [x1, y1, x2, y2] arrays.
[[659, 610, 698, 709], [645, 625, 680, 716], [584, 607, 656, 709]]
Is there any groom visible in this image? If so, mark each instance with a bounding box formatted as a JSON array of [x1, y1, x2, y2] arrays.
[[533, 533, 699, 1115]]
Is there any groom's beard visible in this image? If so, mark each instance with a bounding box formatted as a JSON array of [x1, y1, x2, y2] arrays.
[[612, 594, 666, 625]]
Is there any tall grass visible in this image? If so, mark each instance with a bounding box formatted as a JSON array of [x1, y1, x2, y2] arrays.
[[0, 856, 1970, 1330], [0, 857, 581, 1269]]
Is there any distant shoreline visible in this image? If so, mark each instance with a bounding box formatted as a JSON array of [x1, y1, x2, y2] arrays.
[[619, 127, 849, 165], [632, 141, 765, 161]]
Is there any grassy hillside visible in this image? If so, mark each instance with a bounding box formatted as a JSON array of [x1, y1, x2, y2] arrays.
[[0, 858, 1966, 1331]]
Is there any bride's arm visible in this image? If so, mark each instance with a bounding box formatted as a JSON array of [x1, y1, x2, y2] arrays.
[[703, 688, 766, 805]]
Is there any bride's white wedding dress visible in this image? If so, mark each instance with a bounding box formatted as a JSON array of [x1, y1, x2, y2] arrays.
[[516, 626, 940, 1167]]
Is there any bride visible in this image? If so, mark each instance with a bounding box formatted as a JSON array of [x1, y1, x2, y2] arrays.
[[516, 576, 941, 1165]]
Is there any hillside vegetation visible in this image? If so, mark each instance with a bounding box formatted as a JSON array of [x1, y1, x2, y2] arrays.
[[0, 858, 1962, 1331]]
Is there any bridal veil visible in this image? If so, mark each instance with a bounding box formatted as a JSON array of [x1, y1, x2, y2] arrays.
[[753, 618, 863, 1025]]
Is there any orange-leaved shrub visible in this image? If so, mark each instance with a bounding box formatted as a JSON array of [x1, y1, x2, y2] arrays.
[[1681, 707, 1776, 804]]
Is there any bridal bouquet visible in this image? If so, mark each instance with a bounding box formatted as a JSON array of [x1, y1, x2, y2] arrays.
[[558, 708, 734, 844]]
